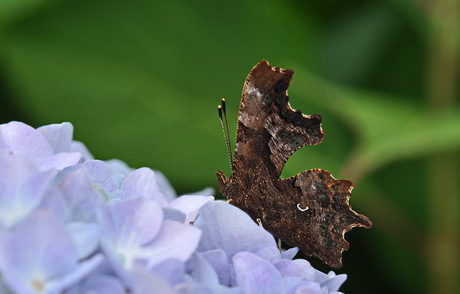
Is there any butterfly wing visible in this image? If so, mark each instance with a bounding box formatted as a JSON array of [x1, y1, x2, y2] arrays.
[[245, 169, 372, 269], [218, 60, 323, 197]]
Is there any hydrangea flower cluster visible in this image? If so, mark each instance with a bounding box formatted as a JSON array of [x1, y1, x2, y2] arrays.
[[0, 121, 347, 294]]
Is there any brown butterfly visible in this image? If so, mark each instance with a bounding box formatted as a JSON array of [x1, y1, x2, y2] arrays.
[[217, 60, 372, 269]]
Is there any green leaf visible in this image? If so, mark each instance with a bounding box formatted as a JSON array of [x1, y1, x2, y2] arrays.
[[0, 0, 50, 31], [0, 0, 317, 192], [293, 67, 460, 178]]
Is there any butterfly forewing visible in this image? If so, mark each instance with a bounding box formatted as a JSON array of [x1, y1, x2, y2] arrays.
[[224, 61, 323, 197]]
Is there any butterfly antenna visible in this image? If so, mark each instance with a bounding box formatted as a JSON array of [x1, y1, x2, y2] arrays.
[[218, 98, 233, 168], [221, 99, 233, 160]]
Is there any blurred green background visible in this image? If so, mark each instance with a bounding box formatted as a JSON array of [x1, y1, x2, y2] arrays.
[[0, 0, 459, 293]]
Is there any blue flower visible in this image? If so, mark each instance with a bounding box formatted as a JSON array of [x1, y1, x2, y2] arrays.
[[0, 121, 348, 294], [97, 196, 202, 287], [0, 154, 56, 229], [0, 210, 102, 294], [0, 121, 81, 171], [65, 274, 125, 294]]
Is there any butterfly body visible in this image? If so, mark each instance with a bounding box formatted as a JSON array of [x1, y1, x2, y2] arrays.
[[217, 60, 372, 269]]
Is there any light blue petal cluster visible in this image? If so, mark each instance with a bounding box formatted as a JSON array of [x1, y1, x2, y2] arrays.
[[0, 121, 347, 294]]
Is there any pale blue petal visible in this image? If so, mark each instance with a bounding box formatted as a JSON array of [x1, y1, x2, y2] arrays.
[[0, 121, 53, 160], [38, 152, 81, 171], [162, 207, 186, 223], [282, 276, 305, 294], [188, 253, 220, 286], [151, 259, 186, 285], [60, 167, 100, 222], [254, 247, 282, 264], [194, 201, 276, 260], [187, 253, 242, 294], [186, 187, 215, 196], [314, 270, 340, 285], [130, 270, 174, 294], [0, 154, 55, 228], [0, 281, 8, 294], [97, 198, 165, 279], [169, 195, 214, 224], [0, 211, 78, 293], [37, 122, 73, 154], [145, 220, 201, 269], [108, 190, 125, 202], [287, 281, 325, 294], [174, 282, 213, 294], [319, 272, 347, 292], [200, 249, 230, 286], [121, 168, 168, 206], [40, 187, 70, 223], [0, 230, 7, 256], [82, 160, 119, 195], [233, 252, 284, 294], [98, 198, 163, 247], [281, 247, 299, 260], [153, 170, 176, 201], [65, 274, 125, 294], [70, 141, 93, 161], [105, 159, 132, 176], [66, 222, 100, 259], [98, 240, 133, 286], [274, 259, 316, 281], [47, 254, 104, 292]]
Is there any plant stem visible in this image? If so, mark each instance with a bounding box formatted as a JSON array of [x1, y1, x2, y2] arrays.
[[425, 0, 459, 293]]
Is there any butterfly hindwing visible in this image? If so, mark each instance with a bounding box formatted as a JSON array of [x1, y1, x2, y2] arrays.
[[243, 169, 371, 269]]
